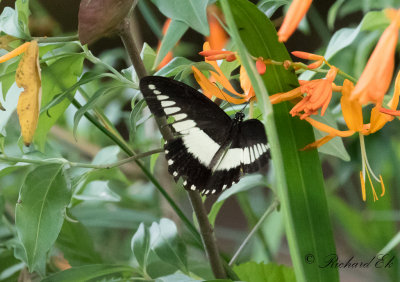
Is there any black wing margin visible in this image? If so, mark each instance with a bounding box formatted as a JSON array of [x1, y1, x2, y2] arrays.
[[237, 119, 270, 173]]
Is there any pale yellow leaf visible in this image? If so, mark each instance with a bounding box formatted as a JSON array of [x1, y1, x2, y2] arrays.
[[15, 41, 41, 146]]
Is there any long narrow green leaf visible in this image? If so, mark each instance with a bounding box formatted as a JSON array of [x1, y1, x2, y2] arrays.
[[221, 1, 338, 281]]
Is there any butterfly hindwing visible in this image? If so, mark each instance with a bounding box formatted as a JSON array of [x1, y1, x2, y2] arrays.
[[238, 119, 270, 173]]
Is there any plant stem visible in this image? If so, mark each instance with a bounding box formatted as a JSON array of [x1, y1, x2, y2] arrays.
[[118, 14, 228, 279], [188, 191, 227, 278], [0, 148, 163, 169], [34, 35, 79, 43], [229, 199, 279, 266]]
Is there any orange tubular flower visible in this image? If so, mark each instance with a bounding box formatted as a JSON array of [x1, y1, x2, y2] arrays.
[[156, 19, 174, 70], [193, 42, 255, 104], [206, 5, 228, 50], [277, 0, 313, 42], [301, 78, 395, 201], [270, 66, 338, 119], [351, 9, 400, 105]]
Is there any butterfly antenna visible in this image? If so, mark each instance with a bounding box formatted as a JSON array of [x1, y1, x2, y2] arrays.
[[239, 101, 250, 113], [213, 82, 236, 113]]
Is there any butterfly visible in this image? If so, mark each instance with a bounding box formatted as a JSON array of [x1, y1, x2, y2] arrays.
[[139, 76, 270, 195]]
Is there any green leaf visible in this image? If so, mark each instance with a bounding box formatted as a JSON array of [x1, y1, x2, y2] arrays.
[[311, 113, 350, 161], [155, 272, 200, 282], [152, 0, 209, 35], [15, 164, 71, 273], [56, 220, 102, 266], [42, 264, 136, 282], [155, 57, 215, 80], [0, 7, 30, 39], [131, 223, 151, 271], [129, 99, 147, 137], [74, 180, 121, 202], [233, 262, 295, 282], [34, 54, 84, 151], [16, 0, 31, 38], [141, 42, 157, 73], [0, 249, 23, 281], [153, 20, 188, 70], [221, 1, 339, 281], [257, 0, 290, 17], [1, 59, 19, 100], [208, 175, 266, 226], [73, 86, 121, 138], [150, 218, 188, 273]]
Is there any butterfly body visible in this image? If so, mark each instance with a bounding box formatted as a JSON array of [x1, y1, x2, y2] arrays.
[[140, 76, 270, 195]]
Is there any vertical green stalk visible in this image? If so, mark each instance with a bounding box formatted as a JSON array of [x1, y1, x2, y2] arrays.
[[221, 1, 339, 281]]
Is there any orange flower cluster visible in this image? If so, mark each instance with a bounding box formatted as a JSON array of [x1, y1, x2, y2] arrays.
[[270, 9, 400, 201]]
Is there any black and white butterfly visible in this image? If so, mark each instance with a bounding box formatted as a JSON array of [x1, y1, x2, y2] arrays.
[[139, 76, 270, 195]]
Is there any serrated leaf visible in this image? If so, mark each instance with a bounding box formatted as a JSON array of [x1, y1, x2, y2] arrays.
[[153, 20, 188, 69], [150, 218, 188, 273], [42, 264, 137, 282], [15, 164, 71, 273], [34, 54, 84, 151], [131, 223, 151, 270], [56, 220, 102, 266], [152, 0, 209, 36], [233, 262, 295, 282]]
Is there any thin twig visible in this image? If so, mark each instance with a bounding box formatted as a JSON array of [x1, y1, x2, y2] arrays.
[[229, 199, 279, 266], [0, 148, 163, 169]]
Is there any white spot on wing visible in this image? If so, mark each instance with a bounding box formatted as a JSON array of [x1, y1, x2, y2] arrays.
[[249, 147, 255, 163], [205, 190, 210, 195], [165, 150, 169, 154], [168, 159, 174, 165], [254, 145, 260, 159], [257, 144, 263, 156], [191, 185, 196, 191], [243, 147, 250, 165], [173, 113, 187, 121], [182, 128, 220, 166], [211, 189, 216, 194], [164, 107, 180, 114], [157, 95, 169, 100], [172, 120, 196, 133], [161, 101, 176, 107], [183, 180, 187, 185], [222, 184, 227, 190], [148, 84, 156, 90], [153, 90, 161, 94], [173, 171, 178, 177]]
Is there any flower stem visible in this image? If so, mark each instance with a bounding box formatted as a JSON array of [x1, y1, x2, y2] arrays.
[[34, 35, 80, 43]]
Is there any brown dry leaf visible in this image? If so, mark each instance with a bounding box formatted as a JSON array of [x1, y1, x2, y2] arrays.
[[15, 40, 41, 146]]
